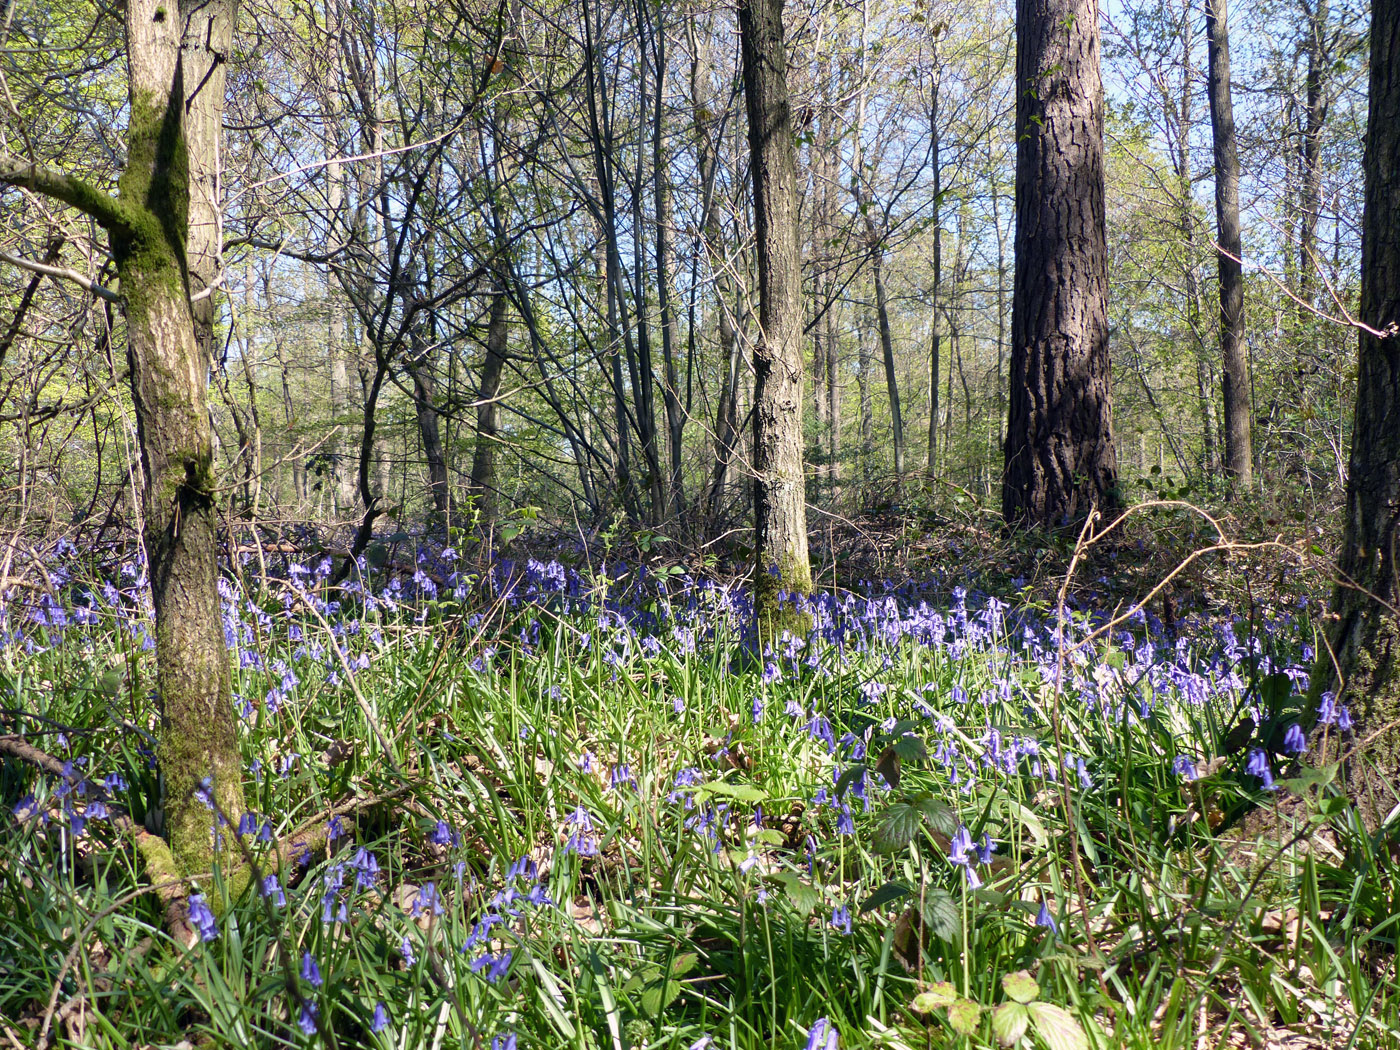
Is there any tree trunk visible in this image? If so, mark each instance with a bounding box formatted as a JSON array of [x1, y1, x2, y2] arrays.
[[739, 0, 812, 621], [471, 281, 509, 524], [1312, 0, 1400, 817], [1003, 0, 1118, 527], [927, 68, 943, 480], [1206, 0, 1254, 488], [1298, 0, 1330, 313], [873, 247, 904, 493], [406, 332, 449, 523]]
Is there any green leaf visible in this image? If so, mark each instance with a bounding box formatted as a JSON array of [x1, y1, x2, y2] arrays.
[[893, 734, 929, 762], [948, 999, 982, 1035], [993, 1003, 1031, 1047], [639, 978, 682, 1016], [835, 763, 869, 798], [914, 795, 956, 836], [873, 802, 921, 853], [860, 881, 912, 913], [1002, 970, 1040, 1003], [1277, 762, 1338, 796], [1027, 1002, 1088, 1050], [772, 872, 821, 917], [669, 952, 698, 977], [698, 781, 767, 803], [530, 958, 578, 1038], [921, 889, 960, 941], [912, 981, 959, 1012]]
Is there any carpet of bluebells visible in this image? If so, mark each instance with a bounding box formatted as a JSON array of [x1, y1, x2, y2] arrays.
[[2, 538, 1398, 1049]]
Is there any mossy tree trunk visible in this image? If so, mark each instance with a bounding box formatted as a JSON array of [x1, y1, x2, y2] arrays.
[[739, 0, 813, 628], [1312, 0, 1400, 819], [2, 0, 244, 876]]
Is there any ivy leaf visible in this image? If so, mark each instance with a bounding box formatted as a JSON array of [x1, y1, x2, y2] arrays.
[[993, 1002, 1031, 1047], [1002, 970, 1040, 1004], [1026, 1001, 1088, 1050]]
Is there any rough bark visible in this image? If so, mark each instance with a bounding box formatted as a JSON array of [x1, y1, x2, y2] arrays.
[[1003, 0, 1118, 527], [1311, 0, 1400, 818], [738, 0, 813, 621], [1206, 0, 1254, 488], [927, 70, 943, 480], [471, 281, 509, 524]]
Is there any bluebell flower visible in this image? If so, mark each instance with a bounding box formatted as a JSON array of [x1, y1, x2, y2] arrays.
[[829, 905, 852, 935], [976, 833, 996, 864], [805, 1017, 838, 1050], [400, 935, 416, 965], [298, 1000, 318, 1036], [187, 894, 218, 942], [261, 874, 286, 907], [1283, 723, 1307, 755], [1036, 901, 1058, 934], [1245, 748, 1278, 791], [1171, 755, 1198, 780], [300, 951, 323, 988], [371, 1002, 390, 1033], [490, 1035, 517, 1050]]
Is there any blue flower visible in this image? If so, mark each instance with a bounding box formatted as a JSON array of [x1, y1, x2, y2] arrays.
[[1245, 748, 1278, 791], [371, 1002, 390, 1033], [805, 1017, 839, 1050], [1283, 723, 1307, 755], [829, 905, 852, 935], [187, 893, 218, 942], [298, 1000, 319, 1036], [1171, 755, 1198, 780], [490, 1035, 517, 1050], [1035, 901, 1058, 934], [261, 874, 286, 907], [300, 951, 323, 988]]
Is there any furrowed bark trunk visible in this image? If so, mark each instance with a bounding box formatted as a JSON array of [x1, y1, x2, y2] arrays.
[[1206, 0, 1254, 488], [1311, 0, 1400, 819], [1003, 0, 1118, 527], [927, 72, 942, 480], [1298, 0, 1330, 314], [739, 0, 812, 621]]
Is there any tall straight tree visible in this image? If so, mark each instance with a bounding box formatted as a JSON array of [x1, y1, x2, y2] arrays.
[[0, 0, 245, 875], [738, 0, 812, 621], [1205, 0, 1254, 488], [1003, 0, 1118, 526], [1313, 0, 1400, 813]]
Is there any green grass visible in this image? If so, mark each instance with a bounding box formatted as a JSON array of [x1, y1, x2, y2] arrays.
[[1, 562, 1398, 1049]]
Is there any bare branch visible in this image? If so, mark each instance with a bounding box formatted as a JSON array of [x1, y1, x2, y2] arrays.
[[0, 248, 120, 302]]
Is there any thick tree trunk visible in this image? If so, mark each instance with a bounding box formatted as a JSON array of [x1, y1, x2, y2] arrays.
[[927, 75, 942, 480], [1003, 0, 1118, 527], [126, 0, 244, 873], [471, 281, 509, 524], [1206, 0, 1254, 488], [1312, 0, 1400, 817], [739, 0, 812, 621]]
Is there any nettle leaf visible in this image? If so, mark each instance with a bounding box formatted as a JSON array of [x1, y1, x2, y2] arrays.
[[1026, 1001, 1088, 1050], [921, 888, 959, 941], [860, 880, 913, 913], [669, 952, 699, 977], [947, 998, 982, 1035], [873, 802, 921, 853], [892, 733, 929, 763], [1002, 970, 1040, 1003], [993, 1002, 1031, 1047], [639, 978, 682, 1016], [914, 795, 957, 836], [912, 981, 959, 1012]]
